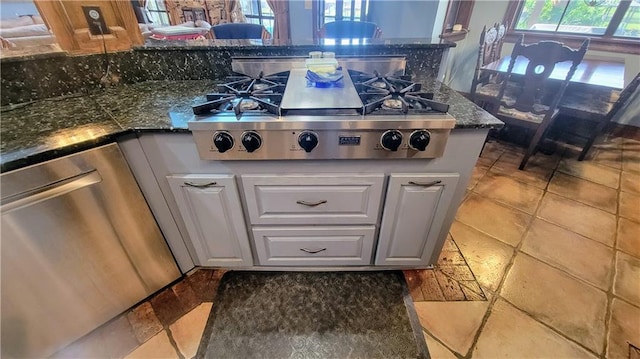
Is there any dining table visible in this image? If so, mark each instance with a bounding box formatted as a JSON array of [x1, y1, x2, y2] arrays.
[[482, 55, 625, 90]]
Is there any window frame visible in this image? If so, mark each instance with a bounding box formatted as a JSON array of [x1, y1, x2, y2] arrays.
[[241, 0, 275, 30], [440, 0, 475, 41], [503, 0, 640, 54]]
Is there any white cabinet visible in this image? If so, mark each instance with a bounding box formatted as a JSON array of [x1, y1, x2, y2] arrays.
[[376, 173, 459, 266], [242, 174, 384, 266], [167, 175, 253, 267]]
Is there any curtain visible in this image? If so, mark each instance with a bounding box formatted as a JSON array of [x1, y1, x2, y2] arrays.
[[266, 0, 290, 42]]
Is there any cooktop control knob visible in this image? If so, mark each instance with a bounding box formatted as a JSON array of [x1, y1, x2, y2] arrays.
[[380, 130, 403, 151], [241, 131, 262, 153], [298, 131, 319, 152], [409, 130, 431, 151], [213, 131, 234, 153]]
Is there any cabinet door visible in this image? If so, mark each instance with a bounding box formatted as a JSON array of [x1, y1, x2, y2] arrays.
[[167, 175, 253, 267], [376, 173, 459, 266]]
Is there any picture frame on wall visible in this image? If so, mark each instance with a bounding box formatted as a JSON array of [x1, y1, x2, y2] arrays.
[[182, 7, 207, 22]]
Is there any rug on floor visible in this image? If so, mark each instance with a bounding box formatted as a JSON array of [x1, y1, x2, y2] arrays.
[[196, 271, 429, 359]]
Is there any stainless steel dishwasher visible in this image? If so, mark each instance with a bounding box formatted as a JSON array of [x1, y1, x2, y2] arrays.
[[1, 143, 181, 358]]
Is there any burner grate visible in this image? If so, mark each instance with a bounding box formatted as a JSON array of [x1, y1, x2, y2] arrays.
[[192, 71, 289, 118], [349, 70, 449, 115]]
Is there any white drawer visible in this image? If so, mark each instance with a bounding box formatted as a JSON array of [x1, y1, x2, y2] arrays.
[[252, 226, 375, 266], [241, 174, 385, 225]]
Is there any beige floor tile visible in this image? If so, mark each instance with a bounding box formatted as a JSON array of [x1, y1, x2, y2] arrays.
[[500, 253, 607, 353], [620, 191, 640, 223], [521, 219, 614, 290], [490, 154, 554, 190], [423, 332, 458, 359], [450, 221, 514, 292], [467, 165, 488, 190], [455, 194, 531, 247], [558, 158, 620, 189], [124, 331, 178, 359], [607, 298, 640, 359], [548, 172, 618, 214], [623, 149, 640, 173], [588, 147, 624, 170], [614, 251, 640, 306], [618, 218, 640, 258], [473, 171, 544, 214], [169, 302, 212, 359], [622, 171, 640, 194], [473, 299, 597, 359], [499, 150, 561, 170], [537, 193, 617, 246], [414, 301, 489, 355]]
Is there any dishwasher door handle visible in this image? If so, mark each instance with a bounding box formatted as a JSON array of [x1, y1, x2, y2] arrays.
[[1, 170, 103, 214]]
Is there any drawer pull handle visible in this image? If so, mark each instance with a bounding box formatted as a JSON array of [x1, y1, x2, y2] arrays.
[[184, 181, 217, 188], [296, 200, 327, 207], [300, 248, 327, 254], [408, 180, 442, 187]]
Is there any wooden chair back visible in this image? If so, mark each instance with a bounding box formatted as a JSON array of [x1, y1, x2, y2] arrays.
[[496, 36, 590, 118], [470, 22, 507, 100]]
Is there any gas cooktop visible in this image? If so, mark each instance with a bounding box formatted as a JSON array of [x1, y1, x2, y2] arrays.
[[189, 57, 456, 160]]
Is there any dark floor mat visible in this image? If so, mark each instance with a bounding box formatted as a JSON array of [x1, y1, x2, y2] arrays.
[[196, 271, 428, 359]]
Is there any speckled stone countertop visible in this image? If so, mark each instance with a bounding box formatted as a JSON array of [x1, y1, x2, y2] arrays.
[[1, 78, 502, 173]]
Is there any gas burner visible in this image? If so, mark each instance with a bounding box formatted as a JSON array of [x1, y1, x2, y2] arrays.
[[382, 98, 403, 109], [252, 83, 270, 91], [239, 99, 260, 111], [371, 81, 387, 89], [192, 71, 289, 117], [348, 69, 449, 115]]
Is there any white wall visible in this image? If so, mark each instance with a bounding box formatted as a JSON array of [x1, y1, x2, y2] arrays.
[[367, 0, 443, 38], [441, 1, 510, 92]]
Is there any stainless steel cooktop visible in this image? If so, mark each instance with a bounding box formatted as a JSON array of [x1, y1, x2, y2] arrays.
[[189, 57, 456, 160]]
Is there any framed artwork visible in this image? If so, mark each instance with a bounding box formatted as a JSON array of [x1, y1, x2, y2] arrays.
[[182, 7, 207, 22]]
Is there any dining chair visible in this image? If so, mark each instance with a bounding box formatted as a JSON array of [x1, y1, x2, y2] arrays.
[[559, 72, 640, 160], [319, 20, 382, 39], [470, 22, 512, 105], [485, 36, 590, 170], [211, 23, 271, 39]]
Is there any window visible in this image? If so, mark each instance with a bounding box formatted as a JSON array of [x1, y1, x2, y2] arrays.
[[239, 0, 274, 35], [505, 0, 640, 53], [515, 0, 638, 38], [146, 0, 170, 26], [319, 0, 370, 25]]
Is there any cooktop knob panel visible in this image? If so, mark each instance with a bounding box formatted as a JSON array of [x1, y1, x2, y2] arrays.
[[298, 131, 319, 153], [241, 131, 262, 153], [409, 130, 431, 151], [213, 131, 234, 153], [380, 130, 403, 151]]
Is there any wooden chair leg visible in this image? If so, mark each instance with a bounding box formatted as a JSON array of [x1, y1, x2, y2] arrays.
[[519, 122, 552, 170], [578, 120, 608, 161]]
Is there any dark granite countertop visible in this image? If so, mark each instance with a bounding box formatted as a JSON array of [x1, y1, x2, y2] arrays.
[[135, 37, 456, 51], [1, 79, 502, 173]]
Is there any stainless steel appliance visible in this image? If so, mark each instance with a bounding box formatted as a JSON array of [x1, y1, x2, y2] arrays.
[[1, 143, 180, 358], [189, 56, 456, 160]]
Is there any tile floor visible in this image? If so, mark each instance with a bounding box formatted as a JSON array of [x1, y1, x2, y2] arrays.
[[52, 134, 640, 359]]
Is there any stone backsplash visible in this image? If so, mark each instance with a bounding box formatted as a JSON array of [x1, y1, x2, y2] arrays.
[[1, 41, 453, 106]]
